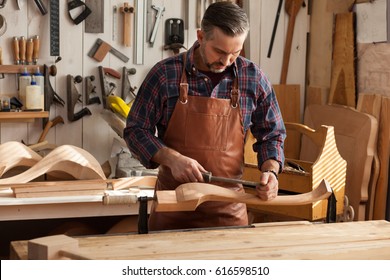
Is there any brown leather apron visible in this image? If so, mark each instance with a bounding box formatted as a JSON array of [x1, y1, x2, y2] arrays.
[[148, 54, 248, 230]]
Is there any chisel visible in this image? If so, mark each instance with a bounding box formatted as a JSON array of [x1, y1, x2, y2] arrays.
[[26, 38, 33, 65], [32, 35, 40, 64], [202, 172, 263, 188], [128, 169, 263, 188], [19, 36, 26, 65]]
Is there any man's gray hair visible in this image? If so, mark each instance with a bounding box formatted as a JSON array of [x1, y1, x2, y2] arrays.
[[201, 1, 249, 39]]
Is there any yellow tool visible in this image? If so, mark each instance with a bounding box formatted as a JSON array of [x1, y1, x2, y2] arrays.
[[107, 95, 132, 119]]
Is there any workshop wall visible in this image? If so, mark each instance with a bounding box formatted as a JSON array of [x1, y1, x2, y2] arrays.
[[0, 0, 307, 168]]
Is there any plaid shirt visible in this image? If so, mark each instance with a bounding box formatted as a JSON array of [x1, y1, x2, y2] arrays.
[[124, 41, 285, 170]]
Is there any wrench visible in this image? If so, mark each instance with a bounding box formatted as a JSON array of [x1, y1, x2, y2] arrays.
[[149, 5, 165, 47]]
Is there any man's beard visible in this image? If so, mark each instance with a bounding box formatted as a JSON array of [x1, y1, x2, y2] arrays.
[[199, 44, 229, 73], [206, 62, 227, 73]]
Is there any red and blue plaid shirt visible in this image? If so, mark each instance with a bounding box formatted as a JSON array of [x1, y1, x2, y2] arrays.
[[124, 41, 286, 170]]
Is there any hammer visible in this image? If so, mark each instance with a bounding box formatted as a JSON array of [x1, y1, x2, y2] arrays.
[[38, 116, 64, 143]]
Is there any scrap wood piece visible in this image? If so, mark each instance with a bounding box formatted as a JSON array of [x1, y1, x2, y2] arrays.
[[0, 145, 106, 186], [0, 141, 43, 178], [28, 234, 90, 260], [155, 179, 332, 212], [11, 176, 157, 198]]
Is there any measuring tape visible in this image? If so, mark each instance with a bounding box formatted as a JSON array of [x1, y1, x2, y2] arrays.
[[50, 0, 60, 56]]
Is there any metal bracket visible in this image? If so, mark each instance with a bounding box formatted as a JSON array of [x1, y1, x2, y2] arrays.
[[138, 196, 150, 234]]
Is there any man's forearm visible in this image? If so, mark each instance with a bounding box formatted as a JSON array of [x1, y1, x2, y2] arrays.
[[151, 146, 181, 167], [260, 159, 281, 174]]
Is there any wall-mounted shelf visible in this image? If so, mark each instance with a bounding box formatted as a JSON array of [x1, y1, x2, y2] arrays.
[[0, 111, 49, 123], [0, 65, 44, 74]]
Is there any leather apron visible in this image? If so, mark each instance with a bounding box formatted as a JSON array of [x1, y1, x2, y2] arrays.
[[148, 54, 248, 230]]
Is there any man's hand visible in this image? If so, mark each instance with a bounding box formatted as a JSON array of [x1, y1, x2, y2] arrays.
[[256, 171, 278, 200], [169, 154, 207, 183], [256, 159, 280, 200], [152, 147, 207, 183]]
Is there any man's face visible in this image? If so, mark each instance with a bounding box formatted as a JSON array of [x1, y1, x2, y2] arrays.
[[197, 28, 247, 73]]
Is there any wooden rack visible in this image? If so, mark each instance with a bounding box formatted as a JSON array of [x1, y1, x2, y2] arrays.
[[0, 65, 49, 122], [0, 65, 44, 74]]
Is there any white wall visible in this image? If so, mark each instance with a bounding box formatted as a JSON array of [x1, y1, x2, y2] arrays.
[[0, 0, 307, 166]]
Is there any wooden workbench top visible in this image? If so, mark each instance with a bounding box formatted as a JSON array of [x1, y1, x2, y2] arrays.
[[10, 220, 390, 260]]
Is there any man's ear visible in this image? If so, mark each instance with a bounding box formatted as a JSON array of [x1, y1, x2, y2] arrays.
[[197, 29, 204, 43]]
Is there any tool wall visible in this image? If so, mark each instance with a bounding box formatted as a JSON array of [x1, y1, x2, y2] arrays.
[[0, 0, 307, 166]]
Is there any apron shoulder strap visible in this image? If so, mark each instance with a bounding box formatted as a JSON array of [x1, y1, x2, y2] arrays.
[[179, 52, 189, 104]]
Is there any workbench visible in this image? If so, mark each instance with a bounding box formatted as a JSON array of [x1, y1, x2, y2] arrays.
[[10, 220, 390, 260]]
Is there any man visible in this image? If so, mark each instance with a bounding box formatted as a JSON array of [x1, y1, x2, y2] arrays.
[[124, 1, 286, 230]]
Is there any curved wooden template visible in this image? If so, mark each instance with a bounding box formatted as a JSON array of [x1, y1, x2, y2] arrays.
[[155, 179, 332, 212], [0, 145, 106, 185], [0, 141, 43, 177]]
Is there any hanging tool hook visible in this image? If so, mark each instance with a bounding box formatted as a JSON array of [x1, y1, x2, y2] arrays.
[[0, 0, 7, 9]]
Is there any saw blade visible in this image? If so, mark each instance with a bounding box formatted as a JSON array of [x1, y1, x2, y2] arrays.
[[85, 0, 104, 33]]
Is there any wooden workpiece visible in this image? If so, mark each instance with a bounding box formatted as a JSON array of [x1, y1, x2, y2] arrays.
[[155, 179, 331, 212], [0, 144, 106, 185], [12, 220, 390, 259], [120, 3, 134, 47], [0, 141, 42, 178]]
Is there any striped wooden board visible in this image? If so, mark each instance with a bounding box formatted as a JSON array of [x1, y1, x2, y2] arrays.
[[12, 220, 390, 260]]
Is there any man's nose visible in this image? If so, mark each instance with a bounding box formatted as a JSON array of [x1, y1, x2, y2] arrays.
[[219, 54, 233, 66]]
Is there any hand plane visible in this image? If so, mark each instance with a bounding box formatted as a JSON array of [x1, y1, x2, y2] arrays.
[[66, 74, 91, 122]]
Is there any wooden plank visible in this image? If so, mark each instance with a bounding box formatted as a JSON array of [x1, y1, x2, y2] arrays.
[[274, 84, 301, 159], [373, 96, 390, 219], [13, 220, 390, 260], [357, 93, 382, 219], [328, 13, 356, 107], [10, 176, 157, 198], [307, 0, 333, 88], [305, 86, 328, 107]]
